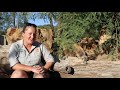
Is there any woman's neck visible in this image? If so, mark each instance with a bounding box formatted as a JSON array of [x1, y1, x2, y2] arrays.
[[23, 40, 32, 52]]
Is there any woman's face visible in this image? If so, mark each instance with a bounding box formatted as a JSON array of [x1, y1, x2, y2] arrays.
[[22, 26, 36, 45]]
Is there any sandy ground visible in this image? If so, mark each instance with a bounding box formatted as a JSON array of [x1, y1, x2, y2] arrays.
[[54, 55, 120, 78], [1, 45, 120, 78]]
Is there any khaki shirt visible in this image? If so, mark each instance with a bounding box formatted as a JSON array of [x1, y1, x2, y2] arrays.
[[8, 39, 55, 67]]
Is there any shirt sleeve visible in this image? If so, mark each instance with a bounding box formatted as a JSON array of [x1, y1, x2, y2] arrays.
[[40, 44, 55, 63], [8, 43, 19, 67]]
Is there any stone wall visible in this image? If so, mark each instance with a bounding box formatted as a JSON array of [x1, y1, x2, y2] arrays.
[[0, 45, 10, 65], [0, 45, 12, 78]]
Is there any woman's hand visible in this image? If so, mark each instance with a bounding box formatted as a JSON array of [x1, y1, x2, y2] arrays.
[[38, 66, 48, 74], [32, 66, 48, 74]]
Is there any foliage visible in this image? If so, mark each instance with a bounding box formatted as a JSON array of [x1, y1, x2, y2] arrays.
[[52, 12, 120, 59], [38, 24, 51, 29], [0, 12, 120, 60]]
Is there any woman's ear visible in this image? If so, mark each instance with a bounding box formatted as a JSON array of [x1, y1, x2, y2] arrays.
[[22, 32, 24, 37]]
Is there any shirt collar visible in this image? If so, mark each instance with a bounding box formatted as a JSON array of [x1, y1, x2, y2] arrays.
[[19, 39, 36, 50]]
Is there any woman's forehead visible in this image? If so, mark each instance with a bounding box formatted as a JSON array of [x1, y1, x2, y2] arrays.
[[25, 26, 36, 31]]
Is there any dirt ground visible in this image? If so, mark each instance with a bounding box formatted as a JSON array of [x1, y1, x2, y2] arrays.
[[1, 45, 120, 78], [54, 54, 120, 78]]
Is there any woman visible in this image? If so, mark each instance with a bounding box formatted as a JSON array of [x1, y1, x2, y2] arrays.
[[8, 23, 55, 78]]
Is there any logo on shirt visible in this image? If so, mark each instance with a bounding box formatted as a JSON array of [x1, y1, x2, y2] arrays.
[[35, 48, 39, 52], [34, 48, 40, 57]]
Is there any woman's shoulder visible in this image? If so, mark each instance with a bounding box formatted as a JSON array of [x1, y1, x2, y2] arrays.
[[33, 41, 46, 48], [10, 40, 22, 48], [33, 41, 43, 46]]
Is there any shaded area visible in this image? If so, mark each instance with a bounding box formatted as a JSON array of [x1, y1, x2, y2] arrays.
[[0, 64, 13, 78], [49, 70, 61, 78]]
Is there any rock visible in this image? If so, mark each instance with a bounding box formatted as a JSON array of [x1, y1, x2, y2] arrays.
[[65, 66, 74, 75]]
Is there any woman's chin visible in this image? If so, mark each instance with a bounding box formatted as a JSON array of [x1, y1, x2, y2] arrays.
[[28, 41, 34, 45]]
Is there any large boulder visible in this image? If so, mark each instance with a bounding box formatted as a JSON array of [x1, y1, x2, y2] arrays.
[[36, 28, 53, 52], [6, 28, 22, 44], [6, 27, 54, 52], [0, 45, 12, 78]]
